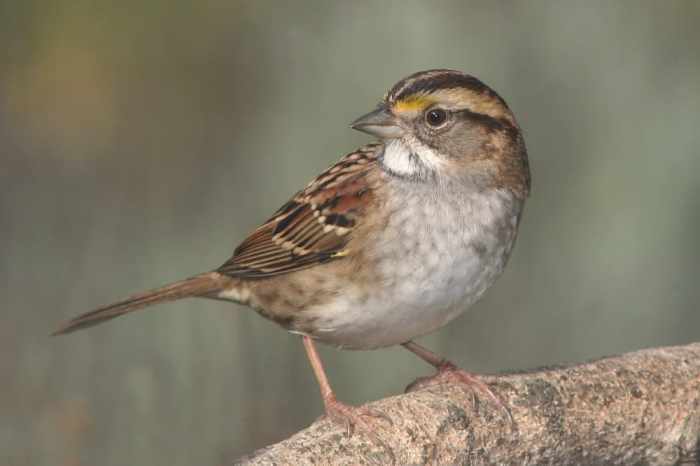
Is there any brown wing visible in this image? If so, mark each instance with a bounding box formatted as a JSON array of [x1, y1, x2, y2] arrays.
[[217, 144, 381, 279]]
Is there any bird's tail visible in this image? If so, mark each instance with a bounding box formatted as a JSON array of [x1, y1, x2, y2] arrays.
[[52, 272, 228, 335]]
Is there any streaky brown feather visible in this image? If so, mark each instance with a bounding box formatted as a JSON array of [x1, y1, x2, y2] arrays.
[[217, 144, 381, 279], [52, 272, 229, 335]]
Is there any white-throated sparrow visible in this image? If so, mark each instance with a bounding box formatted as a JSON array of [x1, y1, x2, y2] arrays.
[[55, 69, 530, 431]]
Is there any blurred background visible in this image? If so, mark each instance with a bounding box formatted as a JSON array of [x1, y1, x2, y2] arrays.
[[2, 1, 700, 465]]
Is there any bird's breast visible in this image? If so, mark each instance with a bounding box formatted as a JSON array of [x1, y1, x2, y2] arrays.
[[307, 185, 523, 349]]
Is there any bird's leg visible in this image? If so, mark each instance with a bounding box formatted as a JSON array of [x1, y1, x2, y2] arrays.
[[301, 336, 392, 437], [402, 340, 513, 422]]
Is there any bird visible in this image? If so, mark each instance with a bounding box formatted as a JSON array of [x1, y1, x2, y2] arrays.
[[54, 69, 530, 433]]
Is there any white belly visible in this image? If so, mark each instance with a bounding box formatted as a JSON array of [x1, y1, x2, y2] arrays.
[[306, 187, 521, 349]]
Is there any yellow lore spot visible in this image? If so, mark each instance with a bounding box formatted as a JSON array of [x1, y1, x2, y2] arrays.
[[393, 95, 433, 113]]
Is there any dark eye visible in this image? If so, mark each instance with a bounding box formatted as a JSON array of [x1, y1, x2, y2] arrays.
[[426, 108, 447, 127]]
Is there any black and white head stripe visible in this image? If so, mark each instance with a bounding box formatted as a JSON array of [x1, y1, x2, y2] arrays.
[[385, 69, 508, 108]]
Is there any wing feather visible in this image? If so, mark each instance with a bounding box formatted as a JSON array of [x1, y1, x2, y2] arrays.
[[217, 144, 381, 278]]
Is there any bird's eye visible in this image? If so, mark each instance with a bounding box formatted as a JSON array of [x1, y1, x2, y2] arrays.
[[425, 108, 447, 127]]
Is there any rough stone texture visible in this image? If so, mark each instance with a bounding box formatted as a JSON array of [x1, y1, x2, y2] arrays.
[[235, 343, 700, 465]]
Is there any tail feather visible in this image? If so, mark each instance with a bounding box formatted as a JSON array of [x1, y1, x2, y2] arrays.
[[52, 272, 226, 335]]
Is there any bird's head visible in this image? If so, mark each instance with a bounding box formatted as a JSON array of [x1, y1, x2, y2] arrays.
[[352, 69, 530, 198]]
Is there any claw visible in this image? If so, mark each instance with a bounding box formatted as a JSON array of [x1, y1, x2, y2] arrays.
[[322, 395, 394, 456], [406, 362, 514, 424], [324, 396, 393, 432]]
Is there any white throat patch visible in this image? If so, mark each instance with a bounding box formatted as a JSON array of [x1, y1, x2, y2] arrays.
[[381, 137, 445, 178]]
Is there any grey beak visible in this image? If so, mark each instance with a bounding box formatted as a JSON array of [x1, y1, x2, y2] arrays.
[[351, 107, 405, 139]]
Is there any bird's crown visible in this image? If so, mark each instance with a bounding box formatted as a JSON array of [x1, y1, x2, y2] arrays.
[[384, 69, 515, 126]]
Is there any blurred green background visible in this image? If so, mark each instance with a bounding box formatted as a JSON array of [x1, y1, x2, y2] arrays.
[[2, 1, 700, 465]]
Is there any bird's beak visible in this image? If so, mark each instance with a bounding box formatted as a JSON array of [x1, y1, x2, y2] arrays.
[[351, 106, 405, 140]]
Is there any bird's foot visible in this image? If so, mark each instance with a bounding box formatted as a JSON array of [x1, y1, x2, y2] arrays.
[[320, 395, 394, 456], [406, 361, 513, 423], [322, 395, 393, 436]]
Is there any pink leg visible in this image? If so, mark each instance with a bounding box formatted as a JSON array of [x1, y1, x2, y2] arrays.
[[402, 341, 513, 422], [302, 336, 392, 437]]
